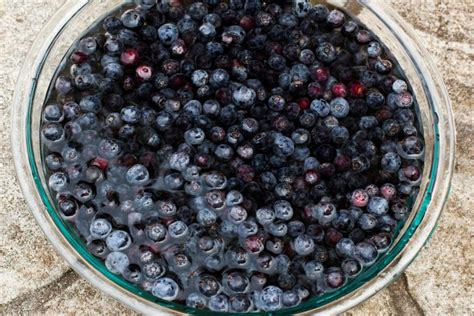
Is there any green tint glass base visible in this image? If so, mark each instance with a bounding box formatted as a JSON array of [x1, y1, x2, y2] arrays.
[[13, 0, 455, 315]]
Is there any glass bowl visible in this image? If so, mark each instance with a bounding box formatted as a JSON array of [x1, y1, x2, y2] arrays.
[[11, 0, 455, 314]]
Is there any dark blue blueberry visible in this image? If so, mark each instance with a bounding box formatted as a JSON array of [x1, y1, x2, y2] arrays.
[[188, 2, 208, 20], [381, 152, 401, 173], [79, 95, 102, 114], [199, 23, 216, 42], [120, 105, 142, 124], [55, 76, 73, 95], [158, 23, 179, 45], [104, 37, 123, 55], [354, 241, 378, 266], [103, 63, 123, 80], [209, 68, 229, 88], [103, 16, 123, 34], [121, 9, 143, 29], [357, 213, 377, 231]]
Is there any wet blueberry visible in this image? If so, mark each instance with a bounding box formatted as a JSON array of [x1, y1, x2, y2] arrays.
[[152, 277, 180, 300]]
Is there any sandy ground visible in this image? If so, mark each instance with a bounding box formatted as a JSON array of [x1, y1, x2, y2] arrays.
[[0, 0, 472, 314]]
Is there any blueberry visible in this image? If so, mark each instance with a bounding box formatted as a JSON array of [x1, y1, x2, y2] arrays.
[[198, 274, 221, 297], [152, 277, 180, 300], [335, 238, 355, 257], [74, 73, 96, 90], [168, 220, 188, 238], [191, 69, 209, 87], [163, 172, 184, 191], [103, 16, 122, 34], [196, 102, 217, 120], [358, 213, 377, 231], [325, 267, 345, 289], [299, 49, 315, 64], [143, 261, 166, 280], [293, 234, 315, 256], [105, 251, 129, 274], [314, 202, 337, 225], [282, 291, 300, 308], [206, 41, 224, 57], [79, 95, 102, 114], [330, 97, 350, 118], [267, 95, 286, 112], [48, 172, 68, 192], [213, 144, 233, 161], [310, 99, 330, 117], [375, 58, 393, 74], [359, 116, 378, 129], [232, 86, 256, 108], [90, 218, 112, 239], [186, 293, 207, 309], [199, 23, 216, 42], [210, 68, 229, 88], [106, 230, 131, 251], [354, 241, 378, 266], [184, 127, 205, 145], [42, 123, 65, 144], [316, 42, 337, 63], [367, 196, 389, 215], [259, 286, 283, 311], [45, 153, 63, 171], [304, 260, 324, 280], [158, 23, 179, 45], [381, 152, 401, 173], [229, 294, 252, 312], [103, 63, 124, 80], [342, 258, 362, 276], [73, 182, 95, 202], [208, 294, 229, 312], [188, 2, 208, 20], [125, 165, 149, 187], [121, 9, 143, 29], [273, 200, 293, 221], [268, 54, 286, 71], [224, 270, 250, 294], [146, 223, 167, 242], [370, 232, 392, 252], [55, 76, 73, 95], [273, 134, 295, 157], [331, 126, 349, 144], [367, 41, 382, 58], [197, 208, 217, 227]]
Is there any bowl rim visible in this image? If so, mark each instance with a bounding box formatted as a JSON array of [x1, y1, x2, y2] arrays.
[[10, 0, 455, 315]]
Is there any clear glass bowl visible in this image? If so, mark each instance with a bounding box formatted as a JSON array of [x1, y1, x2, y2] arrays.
[[11, 0, 455, 314]]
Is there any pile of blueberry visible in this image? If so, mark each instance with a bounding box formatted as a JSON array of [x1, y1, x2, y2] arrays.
[[41, 0, 424, 312]]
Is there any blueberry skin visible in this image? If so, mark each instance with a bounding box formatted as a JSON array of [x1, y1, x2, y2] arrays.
[[48, 172, 68, 192], [311, 99, 331, 117], [55, 76, 73, 94], [367, 196, 389, 215], [381, 152, 402, 172], [316, 42, 337, 63], [79, 95, 102, 114], [330, 97, 350, 118], [273, 134, 295, 157], [158, 23, 179, 45], [151, 277, 180, 300], [121, 9, 143, 29], [105, 251, 129, 274], [232, 86, 256, 108], [126, 164, 150, 185], [103, 16, 123, 34]]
